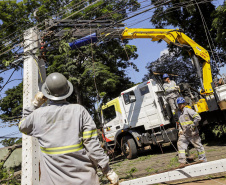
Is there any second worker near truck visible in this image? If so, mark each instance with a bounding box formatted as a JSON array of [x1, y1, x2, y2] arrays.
[[176, 97, 207, 167], [163, 73, 180, 116]]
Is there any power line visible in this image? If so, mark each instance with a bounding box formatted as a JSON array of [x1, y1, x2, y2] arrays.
[[0, 0, 84, 44], [195, 0, 222, 75], [0, 69, 16, 93], [0, 0, 165, 58], [0, 0, 89, 55]]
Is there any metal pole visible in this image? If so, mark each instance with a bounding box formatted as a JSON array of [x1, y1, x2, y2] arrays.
[[22, 27, 40, 185]]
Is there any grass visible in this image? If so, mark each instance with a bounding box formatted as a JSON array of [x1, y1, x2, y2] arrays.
[[120, 167, 138, 180], [206, 149, 217, 152], [145, 167, 159, 173], [166, 156, 180, 168], [137, 154, 154, 161], [127, 167, 137, 176], [219, 176, 226, 181]]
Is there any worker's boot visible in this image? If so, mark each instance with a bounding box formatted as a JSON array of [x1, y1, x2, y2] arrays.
[[187, 154, 197, 161]]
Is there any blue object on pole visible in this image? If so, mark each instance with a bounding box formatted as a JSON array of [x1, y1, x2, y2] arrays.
[[69, 33, 98, 49]]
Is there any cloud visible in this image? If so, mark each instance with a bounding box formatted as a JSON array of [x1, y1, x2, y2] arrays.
[[160, 48, 169, 57]]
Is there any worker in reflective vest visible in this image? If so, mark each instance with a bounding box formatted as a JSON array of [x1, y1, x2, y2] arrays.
[[19, 72, 119, 185], [176, 97, 207, 166], [162, 73, 179, 116]]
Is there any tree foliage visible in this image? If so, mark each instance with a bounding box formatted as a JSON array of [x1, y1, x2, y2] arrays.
[[0, 0, 139, 125], [144, 0, 226, 85], [0, 138, 22, 147], [150, 0, 216, 48], [212, 1, 226, 52], [0, 82, 23, 124], [143, 53, 200, 88]]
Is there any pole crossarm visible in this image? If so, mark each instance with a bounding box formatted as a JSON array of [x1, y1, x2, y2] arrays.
[[120, 159, 226, 185]]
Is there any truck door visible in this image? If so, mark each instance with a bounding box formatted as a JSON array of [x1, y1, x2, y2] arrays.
[[122, 83, 161, 130], [102, 99, 122, 142]]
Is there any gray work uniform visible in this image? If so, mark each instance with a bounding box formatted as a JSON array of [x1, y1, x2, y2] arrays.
[[177, 107, 207, 163], [163, 80, 179, 111], [19, 101, 110, 185]]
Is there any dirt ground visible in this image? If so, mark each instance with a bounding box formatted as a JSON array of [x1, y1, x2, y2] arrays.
[[100, 142, 226, 185]]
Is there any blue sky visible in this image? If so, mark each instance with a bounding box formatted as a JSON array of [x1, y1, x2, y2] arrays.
[[0, 0, 225, 147]]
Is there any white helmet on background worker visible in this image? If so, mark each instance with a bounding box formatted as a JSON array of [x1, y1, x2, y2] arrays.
[[41, 72, 73, 100]]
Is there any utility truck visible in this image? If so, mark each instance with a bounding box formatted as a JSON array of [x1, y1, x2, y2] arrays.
[[100, 28, 226, 159], [101, 78, 178, 159]]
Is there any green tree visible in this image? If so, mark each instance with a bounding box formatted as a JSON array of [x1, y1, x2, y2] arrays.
[[143, 0, 225, 85], [149, 0, 222, 75], [212, 1, 226, 52], [45, 0, 140, 120], [150, 0, 216, 48], [0, 0, 72, 80], [0, 138, 22, 147], [143, 53, 199, 88], [0, 0, 140, 126], [0, 82, 23, 124]]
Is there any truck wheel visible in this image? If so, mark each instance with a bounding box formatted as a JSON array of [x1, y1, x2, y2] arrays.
[[121, 136, 137, 159]]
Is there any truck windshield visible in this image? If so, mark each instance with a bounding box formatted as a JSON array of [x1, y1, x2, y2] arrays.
[[103, 105, 116, 123]]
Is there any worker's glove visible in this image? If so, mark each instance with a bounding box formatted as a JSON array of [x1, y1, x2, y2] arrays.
[[32, 92, 48, 108], [175, 86, 180, 90], [178, 130, 184, 136], [106, 169, 119, 185]]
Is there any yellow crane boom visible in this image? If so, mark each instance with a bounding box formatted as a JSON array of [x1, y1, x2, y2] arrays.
[[121, 27, 213, 95]]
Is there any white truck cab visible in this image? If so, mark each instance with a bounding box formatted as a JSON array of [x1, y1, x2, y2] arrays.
[[101, 79, 178, 159]]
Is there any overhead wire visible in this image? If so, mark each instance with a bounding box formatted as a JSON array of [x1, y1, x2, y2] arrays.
[[0, 0, 215, 80], [1, 3, 225, 183], [0, 69, 16, 93], [0, 0, 216, 85], [0, 0, 166, 58], [0, 0, 86, 44], [0, 0, 114, 82], [43, 0, 156, 64], [0, 0, 158, 62], [0, 0, 216, 60], [0, 0, 89, 56], [126, 0, 214, 28], [195, 0, 223, 75], [0, 0, 92, 77]]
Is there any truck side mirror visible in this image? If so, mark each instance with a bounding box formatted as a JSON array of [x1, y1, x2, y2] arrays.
[[130, 95, 136, 103]]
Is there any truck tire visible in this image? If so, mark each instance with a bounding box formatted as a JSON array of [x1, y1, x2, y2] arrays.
[[121, 135, 137, 159]]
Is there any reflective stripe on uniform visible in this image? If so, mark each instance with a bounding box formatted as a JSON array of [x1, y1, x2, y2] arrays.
[[18, 118, 27, 135], [83, 129, 98, 139], [192, 113, 199, 118], [165, 87, 175, 90], [40, 142, 83, 155], [19, 118, 25, 128], [198, 151, 205, 155], [180, 121, 193, 126], [178, 150, 185, 153]]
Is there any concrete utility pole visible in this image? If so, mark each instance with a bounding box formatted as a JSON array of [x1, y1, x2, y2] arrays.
[[22, 27, 46, 185]]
